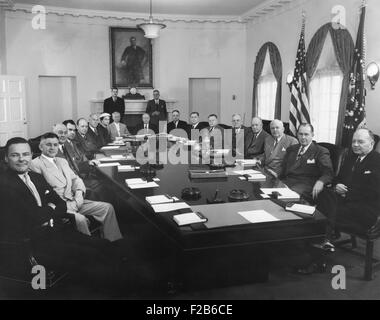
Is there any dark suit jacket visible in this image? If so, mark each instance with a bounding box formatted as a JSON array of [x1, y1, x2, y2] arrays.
[[134, 122, 158, 135], [73, 132, 98, 160], [280, 142, 334, 198], [98, 125, 111, 145], [335, 150, 380, 218], [57, 140, 91, 176], [0, 169, 67, 239], [87, 126, 104, 148], [186, 122, 209, 139], [244, 129, 269, 159], [206, 125, 225, 149], [103, 97, 125, 120], [167, 120, 188, 134], [146, 99, 167, 127], [124, 93, 145, 100]]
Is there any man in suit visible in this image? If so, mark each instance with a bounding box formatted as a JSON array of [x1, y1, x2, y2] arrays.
[[146, 90, 167, 131], [103, 87, 125, 123], [316, 128, 380, 250], [279, 123, 334, 201], [108, 111, 131, 141], [186, 112, 208, 140], [54, 122, 112, 203], [30, 133, 122, 242], [0, 137, 121, 284], [244, 117, 269, 159], [230, 113, 246, 157], [205, 114, 224, 150], [259, 119, 298, 177], [135, 113, 158, 135], [73, 118, 98, 160], [167, 110, 188, 135], [87, 113, 105, 148]]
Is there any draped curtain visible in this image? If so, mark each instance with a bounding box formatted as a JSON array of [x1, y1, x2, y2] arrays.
[[306, 23, 354, 144], [252, 42, 282, 119]]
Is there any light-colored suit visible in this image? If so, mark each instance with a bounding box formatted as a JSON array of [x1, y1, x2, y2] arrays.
[[260, 134, 298, 177], [30, 156, 122, 242], [107, 122, 130, 141]]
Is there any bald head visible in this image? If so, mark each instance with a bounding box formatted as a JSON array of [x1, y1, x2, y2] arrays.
[[251, 117, 263, 134], [53, 123, 68, 145], [270, 119, 284, 139], [232, 114, 242, 128], [352, 128, 375, 157], [77, 118, 88, 135]]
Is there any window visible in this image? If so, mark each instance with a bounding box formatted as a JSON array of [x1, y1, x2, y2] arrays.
[[309, 69, 343, 143], [257, 50, 277, 120]]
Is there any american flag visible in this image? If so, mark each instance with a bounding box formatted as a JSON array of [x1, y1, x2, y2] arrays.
[[342, 4, 367, 147], [289, 14, 310, 136]]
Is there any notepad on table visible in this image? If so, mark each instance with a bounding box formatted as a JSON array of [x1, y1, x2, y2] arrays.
[[118, 165, 136, 172], [286, 204, 315, 215], [111, 154, 126, 159], [146, 195, 175, 205], [173, 212, 207, 226], [260, 188, 300, 200], [239, 173, 266, 181], [152, 202, 190, 213], [129, 182, 159, 189], [101, 146, 121, 150], [97, 162, 120, 167], [238, 210, 280, 224], [125, 178, 147, 185], [233, 169, 261, 175], [236, 159, 257, 166]]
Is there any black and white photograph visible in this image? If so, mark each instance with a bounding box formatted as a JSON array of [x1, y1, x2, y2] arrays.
[[0, 0, 380, 305]]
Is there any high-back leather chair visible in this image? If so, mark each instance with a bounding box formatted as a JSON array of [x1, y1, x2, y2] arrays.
[[318, 142, 347, 177]]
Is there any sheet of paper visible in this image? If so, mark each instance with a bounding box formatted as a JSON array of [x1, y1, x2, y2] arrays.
[[234, 169, 261, 175], [146, 195, 174, 205], [101, 146, 121, 150], [111, 155, 126, 159], [97, 162, 120, 167], [125, 178, 146, 185], [151, 202, 190, 213], [286, 204, 315, 215], [238, 210, 280, 224], [173, 212, 207, 226], [129, 182, 159, 189], [98, 157, 117, 162], [237, 159, 257, 166], [239, 174, 266, 181]]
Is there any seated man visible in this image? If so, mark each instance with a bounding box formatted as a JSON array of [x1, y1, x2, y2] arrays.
[[135, 113, 158, 135], [259, 119, 298, 177], [244, 117, 269, 159], [87, 113, 105, 148], [230, 113, 246, 157], [30, 133, 122, 242], [73, 118, 99, 160], [108, 111, 130, 141], [167, 110, 188, 133], [206, 114, 224, 150], [0, 137, 120, 284], [279, 123, 334, 201], [186, 112, 208, 139], [98, 113, 112, 145], [317, 128, 380, 249]]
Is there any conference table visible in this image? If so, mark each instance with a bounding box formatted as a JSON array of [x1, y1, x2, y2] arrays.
[[96, 140, 327, 288]]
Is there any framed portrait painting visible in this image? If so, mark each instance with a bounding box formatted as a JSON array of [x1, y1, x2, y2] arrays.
[[109, 27, 153, 88]]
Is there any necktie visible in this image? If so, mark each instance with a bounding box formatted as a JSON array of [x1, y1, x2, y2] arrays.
[[253, 133, 257, 140], [23, 173, 42, 207], [296, 146, 306, 161], [352, 157, 361, 172], [94, 127, 98, 135]]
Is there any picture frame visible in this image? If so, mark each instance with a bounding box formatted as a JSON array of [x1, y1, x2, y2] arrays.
[[109, 27, 153, 88]]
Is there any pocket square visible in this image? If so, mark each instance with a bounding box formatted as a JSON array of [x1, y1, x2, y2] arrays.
[[45, 190, 50, 195], [282, 147, 286, 152], [307, 159, 316, 164], [364, 171, 372, 174]]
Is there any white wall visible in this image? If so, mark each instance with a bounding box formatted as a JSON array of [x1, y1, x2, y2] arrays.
[[5, 10, 247, 137], [0, 9, 6, 74], [246, 0, 380, 135]]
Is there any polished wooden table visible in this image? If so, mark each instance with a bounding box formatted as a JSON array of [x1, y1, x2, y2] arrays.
[[96, 145, 327, 288]]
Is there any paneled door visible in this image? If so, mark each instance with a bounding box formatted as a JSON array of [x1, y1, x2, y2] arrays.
[[0, 76, 27, 146]]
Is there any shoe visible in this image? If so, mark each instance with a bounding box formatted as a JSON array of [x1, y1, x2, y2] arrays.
[[313, 240, 335, 253], [294, 262, 327, 275]]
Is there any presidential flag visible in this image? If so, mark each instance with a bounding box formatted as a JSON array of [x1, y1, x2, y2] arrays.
[[289, 14, 310, 136], [342, 4, 367, 147]]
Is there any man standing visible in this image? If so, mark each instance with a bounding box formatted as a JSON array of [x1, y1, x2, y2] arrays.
[[30, 133, 122, 242], [279, 123, 334, 201], [108, 111, 130, 141], [146, 90, 167, 130], [120, 37, 146, 86], [167, 110, 188, 134], [244, 117, 269, 159], [103, 87, 125, 123], [259, 119, 298, 177]]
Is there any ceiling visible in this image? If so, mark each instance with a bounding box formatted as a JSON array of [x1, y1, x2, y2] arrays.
[[12, 0, 271, 17]]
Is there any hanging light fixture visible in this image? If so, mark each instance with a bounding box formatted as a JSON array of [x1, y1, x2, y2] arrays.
[[137, 0, 166, 39]]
